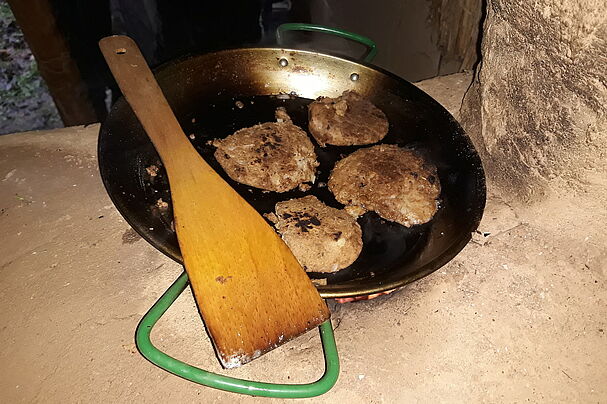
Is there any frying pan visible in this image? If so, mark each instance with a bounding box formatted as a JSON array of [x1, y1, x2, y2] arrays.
[[98, 41, 485, 299]]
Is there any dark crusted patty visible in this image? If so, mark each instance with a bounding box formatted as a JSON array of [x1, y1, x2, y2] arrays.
[[270, 195, 363, 273], [308, 90, 389, 146], [328, 144, 441, 227], [213, 108, 318, 192]]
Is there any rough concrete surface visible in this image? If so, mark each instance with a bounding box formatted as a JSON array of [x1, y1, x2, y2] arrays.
[[0, 74, 605, 403], [460, 0, 607, 202]]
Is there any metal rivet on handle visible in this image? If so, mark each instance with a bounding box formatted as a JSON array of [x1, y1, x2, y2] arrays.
[[350, 73, 359, 81], [279, 58, 288, 67]]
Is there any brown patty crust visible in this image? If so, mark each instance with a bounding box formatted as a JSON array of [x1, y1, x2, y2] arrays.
[[328, 144, 441, 226], [271, 195, 363, 273], [308, 90, 389, 146], [213, 108, 318, 192]]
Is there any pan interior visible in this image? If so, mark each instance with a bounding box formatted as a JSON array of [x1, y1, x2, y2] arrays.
[[98, 48, 485, 298]]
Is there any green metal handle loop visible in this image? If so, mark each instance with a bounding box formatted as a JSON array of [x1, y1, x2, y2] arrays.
[[276, 23, 377, 62], [135, 271, 340, 398]]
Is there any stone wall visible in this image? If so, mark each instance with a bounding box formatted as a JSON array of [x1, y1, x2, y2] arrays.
[[460, 0, 606, 201]]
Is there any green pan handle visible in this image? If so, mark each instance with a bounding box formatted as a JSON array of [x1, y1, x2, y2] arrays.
[[276, 23, 377, 63], [135, 271, 340, 398]]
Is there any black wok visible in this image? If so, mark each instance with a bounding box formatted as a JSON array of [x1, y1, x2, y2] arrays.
[[98, 48, 486, 298]]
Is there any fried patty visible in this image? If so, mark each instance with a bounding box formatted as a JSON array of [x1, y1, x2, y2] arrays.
[[213, 108, 318, 192], [308, 90, 389, 146], [328, 144, 441, 227], [271, 195, 362, 273]]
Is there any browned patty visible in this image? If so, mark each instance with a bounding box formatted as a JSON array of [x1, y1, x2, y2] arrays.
[[270, 195, 362, 273], [213, 108, 318, 192], [328, 144, 441, 227], [308, 90, 389, 146]]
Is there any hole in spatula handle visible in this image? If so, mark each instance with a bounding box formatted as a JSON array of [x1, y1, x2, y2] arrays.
[[115, 48, 127, 54]]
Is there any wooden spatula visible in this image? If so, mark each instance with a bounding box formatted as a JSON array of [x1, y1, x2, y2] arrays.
[[99, 36, 330, 368]]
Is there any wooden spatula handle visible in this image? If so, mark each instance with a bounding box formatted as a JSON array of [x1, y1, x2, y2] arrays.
[[99, 36, 193, 167]]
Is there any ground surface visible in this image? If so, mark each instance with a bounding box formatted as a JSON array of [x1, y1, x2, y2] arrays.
[[0, 73, 605, 403]]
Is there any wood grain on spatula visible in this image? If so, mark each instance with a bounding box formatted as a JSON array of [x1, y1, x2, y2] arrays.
[[99, 36, 330, 368]]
